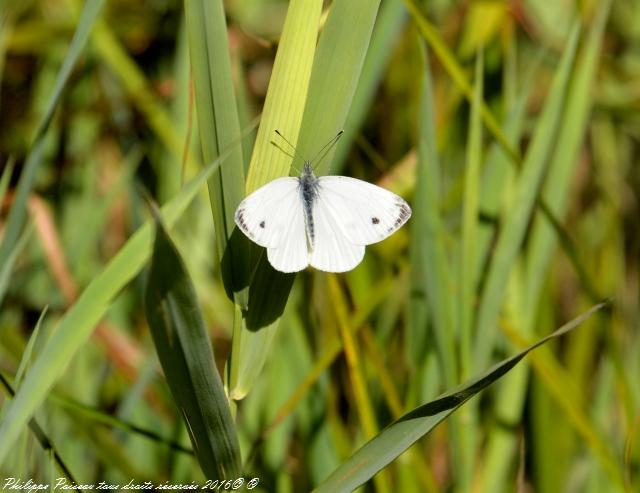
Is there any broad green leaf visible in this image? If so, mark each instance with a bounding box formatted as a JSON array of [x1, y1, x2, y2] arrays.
[[313, 302, 608, 493], [185, 0, 249, 302], [145, 212, 240, 478], [0, 149, 233, 466]]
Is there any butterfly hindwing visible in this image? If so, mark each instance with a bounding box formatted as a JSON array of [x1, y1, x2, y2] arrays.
[[314, 176, 412, 246], [308, 191, 365, 273], [266, 196, 308, 273]]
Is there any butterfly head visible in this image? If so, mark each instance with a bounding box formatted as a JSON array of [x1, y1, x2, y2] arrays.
[[302, 161, 316, 179]]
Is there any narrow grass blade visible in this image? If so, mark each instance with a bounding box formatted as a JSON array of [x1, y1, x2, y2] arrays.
[[0, 374, 78, 483], [46, 390, 193, 455], [259, 277, 394, 438], [473, 24, 580, 373], [525, 0, 612, 307], [14, 306, 49, 387], [185, 0, 248, 301], [0, 0, 104, 276], [480, 5, 614, 491], [459, 52, 483, 379], [0, 223, 33, 306], [501, 316, 626, 490], [414, 42, 456, 381], [454, 50, 485, 493], [404, 0, 518, 163], [0, 158, 14, 208], [0, 150, 232, 465], [328, 275, 392, 493], [228, 0, 323, 400], [145, 211, 240, 478], [313, 302, 608, 493]]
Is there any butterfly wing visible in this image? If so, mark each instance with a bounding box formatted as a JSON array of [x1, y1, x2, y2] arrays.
[[234, 178, 309, 273], [308, 189, 365, 272], [314, 176, 412, 246]]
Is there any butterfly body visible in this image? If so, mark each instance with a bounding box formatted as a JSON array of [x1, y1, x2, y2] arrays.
[[235, 162, 411, 273], [299, 162, 319, 247]]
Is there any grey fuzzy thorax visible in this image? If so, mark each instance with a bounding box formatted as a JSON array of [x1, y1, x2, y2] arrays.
[[299, 162, 319, 249]]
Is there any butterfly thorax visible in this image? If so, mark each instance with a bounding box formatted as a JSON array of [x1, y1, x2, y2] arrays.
[[299, 161, 319, 249]]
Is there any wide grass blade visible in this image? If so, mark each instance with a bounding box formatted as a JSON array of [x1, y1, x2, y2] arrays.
[[228, 0, 323, 400], [473, 24, 580, 373], [145, 211, 240, 478], [244, 1, 322, 190], [0, 150, 232, 465], [230, 0, 383, 400], [0, 0, 104, 279], [313, 302, 608, 493], [331, 0, 406, 173], [185, 0, 248, 301], [296, 0, 382, 170]]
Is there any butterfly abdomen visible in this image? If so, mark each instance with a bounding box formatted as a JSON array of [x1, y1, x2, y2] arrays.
[[299, 163, 319, 250]]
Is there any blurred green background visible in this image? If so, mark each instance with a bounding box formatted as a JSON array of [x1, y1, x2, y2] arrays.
[[0, 0, 638, 491]]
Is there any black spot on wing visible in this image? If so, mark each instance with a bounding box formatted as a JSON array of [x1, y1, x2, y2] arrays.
[[372, 217, 380, 224], [259, 221, 265, 228]]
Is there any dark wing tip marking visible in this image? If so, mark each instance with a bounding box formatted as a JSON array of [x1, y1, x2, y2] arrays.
[[235, 208, 255, 238], [387, 200, 412, 233], [259, 220, 265, 228], [371, 217, 380, 224]]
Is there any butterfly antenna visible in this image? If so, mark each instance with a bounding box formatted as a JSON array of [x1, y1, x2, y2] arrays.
[[310, 130, 344, 170], [273, 130, 304, 173]]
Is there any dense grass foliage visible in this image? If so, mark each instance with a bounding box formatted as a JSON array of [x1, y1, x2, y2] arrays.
[[0, 1, 638, 492]]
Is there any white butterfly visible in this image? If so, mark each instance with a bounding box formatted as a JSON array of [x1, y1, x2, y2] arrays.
[[234, 140, 411, 273]]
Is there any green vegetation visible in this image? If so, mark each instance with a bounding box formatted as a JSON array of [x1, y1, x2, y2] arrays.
[[0, 0, 637, 491]]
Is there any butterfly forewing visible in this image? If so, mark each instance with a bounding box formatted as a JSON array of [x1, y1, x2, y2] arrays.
[[314, 176, 412, 246], [234, 177, 300, 248]]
